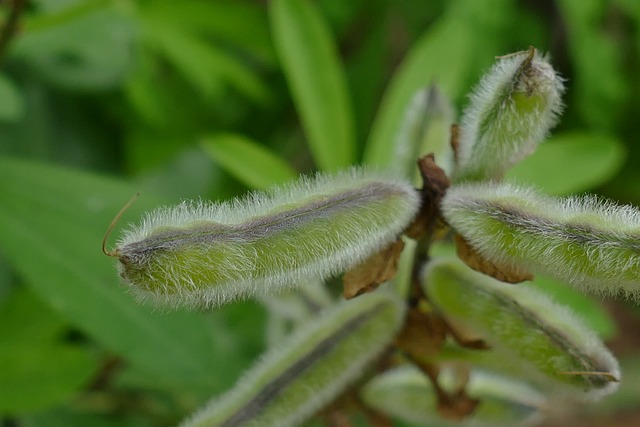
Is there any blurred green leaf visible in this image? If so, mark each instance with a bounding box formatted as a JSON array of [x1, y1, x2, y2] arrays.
[[201, 134, 297, 189], [0, 74, 26, 121], [23, 408, 141, 427], [0, 288, 97, 414], [270, 0, 356, 171], [141, 15, 269, 102], [529, 275, 617, 340], [362, 5, 472, 167], [0, 157, 225, 389], [345, 1, 389, 145], [364, 0, 516, 167], [506, 132, 626, 195], [556, 0, 626, 132], [12, 6, 134, 91], [141, 0, 277, 66]]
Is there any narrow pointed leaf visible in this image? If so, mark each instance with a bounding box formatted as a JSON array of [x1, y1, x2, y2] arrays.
[[0, 289, 97, 414], [363, 14, 471, 167], [270, 0, 356, 171], [201, 134, 297, 190], [0, 157, 221, 387]]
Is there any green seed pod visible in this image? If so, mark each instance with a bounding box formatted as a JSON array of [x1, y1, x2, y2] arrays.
[[361, 365, 546, 427], [441, 182, 640, 298], [453, 48, 564, 182], [180, 291, 406, 427], [422, 258, 620, 398], [393, 85, 456, 182], [111, 168, 420, 308]]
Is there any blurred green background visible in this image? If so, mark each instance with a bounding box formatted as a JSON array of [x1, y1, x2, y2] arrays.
[[1, 0, 640, 426]]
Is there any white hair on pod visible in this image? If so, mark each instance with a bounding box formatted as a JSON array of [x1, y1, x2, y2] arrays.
[[453, 48, 564, 182], [442, 181, 640, 299], [423, 257, 620, 400], [181, 291, 405, 427], [113, 168, 420, 308]]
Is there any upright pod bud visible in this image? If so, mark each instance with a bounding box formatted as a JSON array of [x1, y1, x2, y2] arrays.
[[393, 85, 456, 182], [453, 47, 564, 182], [110, 168, 420, 308]]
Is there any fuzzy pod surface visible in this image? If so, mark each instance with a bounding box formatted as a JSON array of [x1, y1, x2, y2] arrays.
[[361, 365, 545, 427], [422, 258, 620, 398], [442, 182, 640, 298], [180, 291, 406, 427], [453, 48, 564, 182], [393, 85, 455, 182], [113, 168, 420, 308]]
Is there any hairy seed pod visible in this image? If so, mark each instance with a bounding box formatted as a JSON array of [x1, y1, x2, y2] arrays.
[[180, 291, 405, 427], [361, 365, 546, 427], [393, 85, 455, 182], [442, 182, 640, 298], [453, 47, 564, 182], [422, 258, 620, 398], [111, 168, 420, 308]]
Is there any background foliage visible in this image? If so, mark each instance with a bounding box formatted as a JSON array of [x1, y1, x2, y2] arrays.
[[0, 0, 639, 426]]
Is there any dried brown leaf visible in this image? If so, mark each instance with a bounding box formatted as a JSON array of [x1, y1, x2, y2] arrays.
[[437, 388, 480, 421], [343, 240, 405, 299], [405, 154, 451, 239], [394, 306, 447, 359], [454, 234, 533, 284]]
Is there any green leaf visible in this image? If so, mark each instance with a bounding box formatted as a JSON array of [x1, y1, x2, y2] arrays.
[[0, 288, 97, 414], [506, 132, 626, 195], [12, 6, 134, 91], [141, 16, 269, 102], [364, 0, 517, 167], [23, 408, 139, 427], [201, 134, 298, 190], [363, 11, 473, 167], [556, 0, 626, 132], [0, 157, 224, 389], [270, 0, 356, 171], [141, 0, 277, 66], [0, 74, 26, 121]]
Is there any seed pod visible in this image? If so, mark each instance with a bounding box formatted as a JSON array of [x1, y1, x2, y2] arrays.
[[453, 47, 564, 182], [180, 291, 406, 427], [361, 365, 546, 427], [393, 85, 456, 182], [111, 168, 419, 308], [441, 182, 640, 298], [422, 258, 620, 398]]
